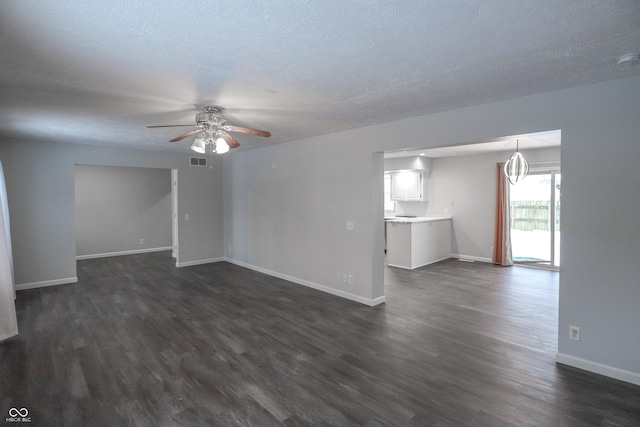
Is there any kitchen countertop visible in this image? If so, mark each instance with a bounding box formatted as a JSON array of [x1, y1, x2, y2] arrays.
[[385, 215, 452, 223]]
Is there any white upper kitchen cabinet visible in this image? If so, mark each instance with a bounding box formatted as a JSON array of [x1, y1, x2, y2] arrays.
[[390, 171, 424, 201]]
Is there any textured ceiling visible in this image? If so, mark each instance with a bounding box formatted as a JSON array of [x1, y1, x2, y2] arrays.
[[1, 1, 639, 153]]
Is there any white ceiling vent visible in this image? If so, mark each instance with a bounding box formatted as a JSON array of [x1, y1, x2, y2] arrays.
[[190, 157, 207, 166]]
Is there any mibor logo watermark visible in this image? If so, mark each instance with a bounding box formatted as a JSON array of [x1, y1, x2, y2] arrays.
[[6, 408, 31, 423]]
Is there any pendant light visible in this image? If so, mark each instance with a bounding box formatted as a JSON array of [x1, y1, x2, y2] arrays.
[[504, 139, 529, 185]]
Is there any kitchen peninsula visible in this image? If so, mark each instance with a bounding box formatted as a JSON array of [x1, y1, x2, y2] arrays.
[[386, 216, 452, 269]]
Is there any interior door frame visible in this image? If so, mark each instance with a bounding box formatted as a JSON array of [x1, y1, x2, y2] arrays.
[[171, 169, 179, 261], [511, 164, 561, 271]]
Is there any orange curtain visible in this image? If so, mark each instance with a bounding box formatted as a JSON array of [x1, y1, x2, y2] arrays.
[[492, 163, 513, 266]]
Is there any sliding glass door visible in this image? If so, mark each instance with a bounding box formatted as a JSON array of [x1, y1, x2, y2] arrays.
[[510, 171, 561, 270]]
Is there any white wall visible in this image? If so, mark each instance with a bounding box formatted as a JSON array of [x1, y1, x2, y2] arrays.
[[0, 139, 224, 288], [223, 140, 384, 305], [426, 147, 561, 261], [384, 156, 433, 172], [75, 165, 172, 257], [224, 76, 640, 384]]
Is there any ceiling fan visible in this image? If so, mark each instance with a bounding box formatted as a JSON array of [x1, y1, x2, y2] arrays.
[[147, 106, 271, 154]]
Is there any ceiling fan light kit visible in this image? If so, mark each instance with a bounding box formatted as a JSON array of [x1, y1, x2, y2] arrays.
[[214, 137, 229, 154], [191, 137, 206, 153], [147, 106, 271, 154]]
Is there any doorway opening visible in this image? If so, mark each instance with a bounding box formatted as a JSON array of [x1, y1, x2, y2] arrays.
[[510, 169, 561, 270], [380, 129, 561, 292], [74, 165, 176, 262]]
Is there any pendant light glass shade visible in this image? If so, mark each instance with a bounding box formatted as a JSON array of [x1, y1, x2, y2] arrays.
[[504, 140, 529, 185], [191, 137, 206, 153], [215, 137, 229, 154]]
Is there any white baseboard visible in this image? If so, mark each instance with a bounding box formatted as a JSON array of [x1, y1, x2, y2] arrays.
[[370, 295, 387, 306], [225, 258, 385, 307], [176, 257, 225, 268], [556, 352, 640, 386], [76, 246, 172, 260], [16, 276, 78, 291], [450, 254, 492, 263], [387, 256, 452, 270], [0, 330, 19, 342]]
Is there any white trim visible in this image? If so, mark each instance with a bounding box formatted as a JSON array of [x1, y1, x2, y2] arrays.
[[370, 295, 386, 306], [528, 161, 561, 173], [450, 254, 492, 263], [225, 258, 385, 307], [76, 246, 172, 260], [16, 276, 78, 291], [171, 168, 179, 260], [387, 256, 451, 270], [176, 257, 225, 268], [556, 352, 640, 386], [0, 330, 19, 342]]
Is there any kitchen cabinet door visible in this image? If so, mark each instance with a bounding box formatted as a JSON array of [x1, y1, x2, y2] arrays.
[[386, 222, 412, 268], [390, 171, 423, 201]]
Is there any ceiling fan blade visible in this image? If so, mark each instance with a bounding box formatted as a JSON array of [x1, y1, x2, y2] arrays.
[[219, 131, 240, 149], [227, 125, 271, 138], [170, 129, 202, 142], [147, 124, 195, 128]]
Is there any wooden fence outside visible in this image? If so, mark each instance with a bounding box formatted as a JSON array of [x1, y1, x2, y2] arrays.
[[510, 201, 560, 231]]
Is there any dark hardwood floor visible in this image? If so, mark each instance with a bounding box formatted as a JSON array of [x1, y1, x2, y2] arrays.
[[2, 252, 639, 426]]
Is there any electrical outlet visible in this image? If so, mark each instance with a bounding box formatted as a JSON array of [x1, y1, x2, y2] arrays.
[[139, 239, 144, 245], [346, 221, 354, 231], [570, 325, 580, 341], [342, 274, 348, 283], [348, 275, 354, 284]]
